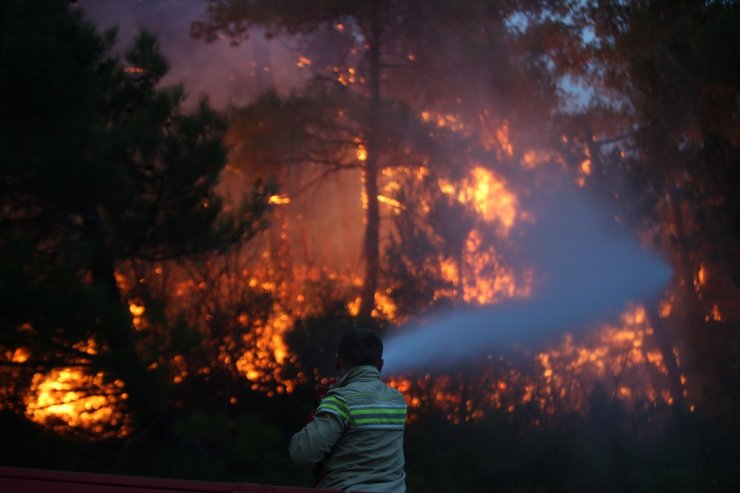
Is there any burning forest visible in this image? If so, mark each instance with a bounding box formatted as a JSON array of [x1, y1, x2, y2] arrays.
[[1, 1, 739, 492]]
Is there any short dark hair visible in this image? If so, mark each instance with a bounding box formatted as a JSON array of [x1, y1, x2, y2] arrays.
[[338, 328, 383, 368]]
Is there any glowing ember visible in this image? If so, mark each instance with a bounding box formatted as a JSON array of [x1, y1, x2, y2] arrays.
[[708, 304, 722, 322], [420, 110, 468, 133], [356, 144, 368, 161], [521, 150, 551, 168], [580, 159, 592, 175], [268, 194, 291, 205], [236, 309, 297, 395], [378, 194, 403, 212], [659, 300, 673, 318], [347, 291, 398, 321], [495, 123, 514, 157], [296, 56, 312, 68], [9, 347, 30, 363], [695, 264, 706, 291]]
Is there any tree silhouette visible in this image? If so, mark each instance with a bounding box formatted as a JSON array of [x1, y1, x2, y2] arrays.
[[0, 0, 271, 429]]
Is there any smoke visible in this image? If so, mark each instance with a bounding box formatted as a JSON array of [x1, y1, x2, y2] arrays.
[[79, 0, 309, 109], [382, 180, 672, 373]]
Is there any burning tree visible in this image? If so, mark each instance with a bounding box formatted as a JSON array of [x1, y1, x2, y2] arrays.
[[192, 0, 563, 320], [560, 0, 740, 412]]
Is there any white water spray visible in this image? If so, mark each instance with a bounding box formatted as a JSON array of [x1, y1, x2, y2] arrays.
[[382, 185, 672, 373]]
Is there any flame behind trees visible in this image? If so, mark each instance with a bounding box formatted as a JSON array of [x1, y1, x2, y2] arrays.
[[568, 0, 740, 409], [184, 0, 700, 422], [193, 0, 563, 320], [182, 0, 737, 435]]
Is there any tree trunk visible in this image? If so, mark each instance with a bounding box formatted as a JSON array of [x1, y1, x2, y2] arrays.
[[82, 202, 162, 428], [587, 125, 687, 410], [456, 250, 465, 303], [646, 302, 685, 409], [656, 143, 701, 411], [358, 11, 382, 321]]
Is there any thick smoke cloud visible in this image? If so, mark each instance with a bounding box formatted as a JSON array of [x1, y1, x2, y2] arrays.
[[382, 182, 672, 373]]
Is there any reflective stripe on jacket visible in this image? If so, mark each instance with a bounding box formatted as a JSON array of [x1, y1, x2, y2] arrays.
[[289, 365, 407, 493]]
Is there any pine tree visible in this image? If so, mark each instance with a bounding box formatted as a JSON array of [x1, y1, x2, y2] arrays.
[[0, 0, 270, 429]]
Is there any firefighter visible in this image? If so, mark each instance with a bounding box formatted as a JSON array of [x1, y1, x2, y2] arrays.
[[289, 328, 407, 493]]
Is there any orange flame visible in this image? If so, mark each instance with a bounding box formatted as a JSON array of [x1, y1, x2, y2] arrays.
[[495, 123, 514, 157], [25, 368, 131, 438], [268, 194, 291, 205], [356, 144, 368, 162], [389, 305, 679, 423], [439, 166, 518, 235], [296, 56, 312, 68]]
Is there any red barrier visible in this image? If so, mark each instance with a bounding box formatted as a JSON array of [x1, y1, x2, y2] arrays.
[[0, 466, 339, 493]]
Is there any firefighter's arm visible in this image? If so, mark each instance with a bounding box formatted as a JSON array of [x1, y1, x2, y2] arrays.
[[288, 411, 345, 465], [289, 392, 349, 465]]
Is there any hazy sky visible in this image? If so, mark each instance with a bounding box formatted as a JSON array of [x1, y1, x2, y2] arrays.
[[79, 0, 308, 108]]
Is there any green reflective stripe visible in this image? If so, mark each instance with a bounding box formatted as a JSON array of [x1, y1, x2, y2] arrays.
[[322, 395, 347, 406], [352, 417, 405, 424], [351, 408, 406, 416], [354, 416, 407, 423], [317, 404, 349, 419], [346, 392, 404, 400], [352, 424, 405, 430], [318, 395, 350, 422], [317, 408, 349, 424], [350, 400, 405, 420], [321, 395, 349, 411], [317, 404, 349, 421], [353, 417, 406, 425], [351, 403, 406, 409]]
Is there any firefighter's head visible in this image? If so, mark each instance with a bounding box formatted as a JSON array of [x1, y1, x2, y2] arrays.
[[337, 328, 384, 373]]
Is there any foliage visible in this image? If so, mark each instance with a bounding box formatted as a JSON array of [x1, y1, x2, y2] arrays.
[[0, 0, 271, 429], [564, 0, 740, 412]]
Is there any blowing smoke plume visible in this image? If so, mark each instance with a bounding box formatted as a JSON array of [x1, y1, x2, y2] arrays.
[[382, 182, 672, 373]]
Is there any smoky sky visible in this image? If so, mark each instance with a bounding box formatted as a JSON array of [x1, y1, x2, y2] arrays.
[[382, 177, 672, 373], [79, 0, 309, 108], [78, 1, 370, 271]]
